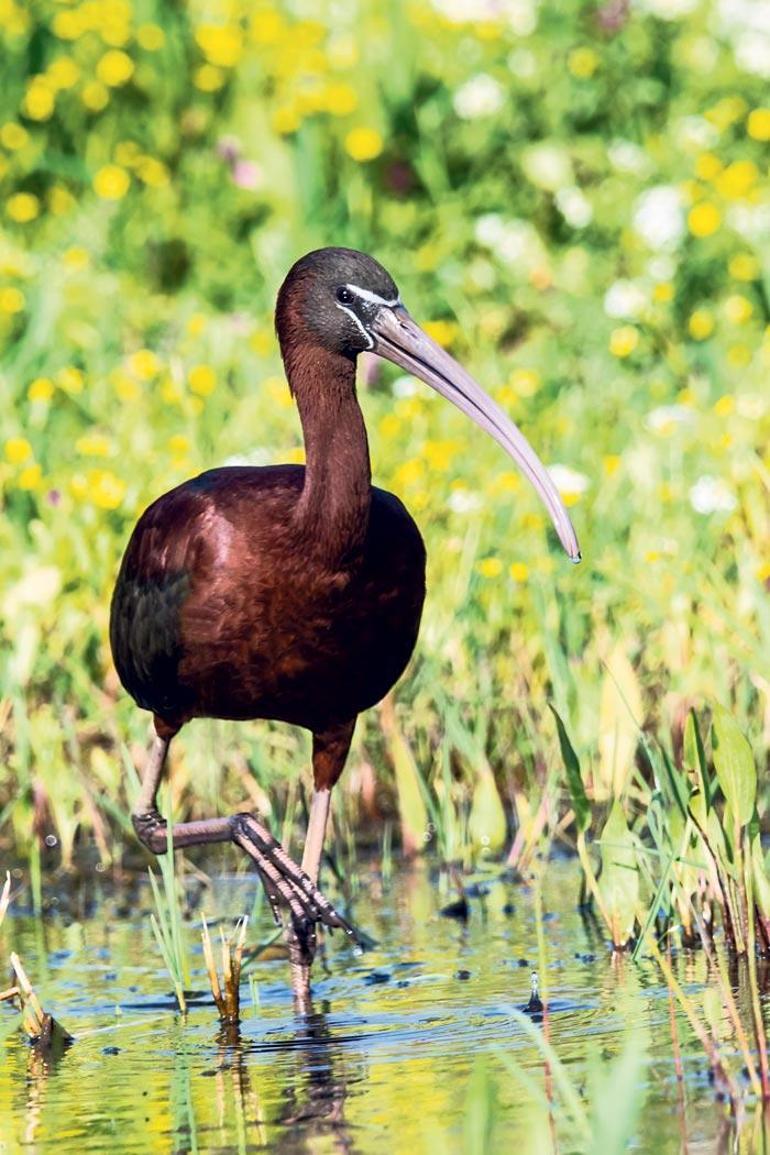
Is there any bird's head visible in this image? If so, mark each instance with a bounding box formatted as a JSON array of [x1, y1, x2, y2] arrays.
[[276, 246, 580, 563]]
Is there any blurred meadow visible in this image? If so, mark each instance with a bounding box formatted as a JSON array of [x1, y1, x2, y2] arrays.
[[1, 0, 770, 879]]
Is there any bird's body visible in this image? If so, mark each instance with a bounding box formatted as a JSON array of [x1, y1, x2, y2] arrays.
[[109, 247, 579, 1004], [111, 464, 425, 751]]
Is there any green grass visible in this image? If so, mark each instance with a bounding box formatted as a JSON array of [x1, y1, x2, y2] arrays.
[[0, 0, 769, 931]]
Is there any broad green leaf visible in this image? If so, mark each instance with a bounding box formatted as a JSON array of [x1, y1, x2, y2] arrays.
[[598, 801, 639, 949], [549, 704, 589, 833], [468, 762, 507, 854], [597, 644, 643, 800], [380, 698, 429, 856], [711, 705, 756, 828]]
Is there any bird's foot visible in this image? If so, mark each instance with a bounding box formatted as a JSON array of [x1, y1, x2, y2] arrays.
[[132, 808, 169, 853], [231, 813, 358, 949]]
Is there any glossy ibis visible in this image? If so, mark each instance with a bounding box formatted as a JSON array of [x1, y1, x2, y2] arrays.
[[110, 247, 580, 990]]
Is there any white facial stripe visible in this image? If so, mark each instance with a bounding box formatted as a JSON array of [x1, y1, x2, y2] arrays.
[[345, 283, 401, 308], [335, 302, 374, 348]]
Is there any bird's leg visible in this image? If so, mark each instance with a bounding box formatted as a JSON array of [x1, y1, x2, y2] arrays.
[[285, 722, 355, 1008], [131, 733, 357, 944]]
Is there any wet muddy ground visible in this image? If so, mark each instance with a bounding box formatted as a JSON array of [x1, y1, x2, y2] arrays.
[[0, 858, 762, 1152]]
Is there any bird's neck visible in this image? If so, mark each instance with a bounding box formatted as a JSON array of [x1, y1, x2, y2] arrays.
[[290, 346, 372, 564]]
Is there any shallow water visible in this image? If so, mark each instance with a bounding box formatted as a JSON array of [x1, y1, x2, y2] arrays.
[[0, 858, 766, 1153]]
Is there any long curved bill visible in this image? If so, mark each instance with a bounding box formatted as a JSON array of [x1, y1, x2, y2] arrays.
[[371, 306, 581, 563]]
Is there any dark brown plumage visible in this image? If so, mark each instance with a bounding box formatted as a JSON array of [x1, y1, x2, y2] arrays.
[[109, 247, 579, 997]]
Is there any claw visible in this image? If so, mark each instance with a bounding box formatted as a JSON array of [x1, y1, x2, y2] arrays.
[[231, 813, 361, 945]]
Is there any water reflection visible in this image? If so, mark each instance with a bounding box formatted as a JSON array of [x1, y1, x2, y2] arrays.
[[0, 860, 766, 1153]]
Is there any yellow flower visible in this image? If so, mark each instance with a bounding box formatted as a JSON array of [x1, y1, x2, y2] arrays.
[[4, 436, 32, 464], [0, 287, 24, 314], [90, 469, 126, 510], [137, 24, 165, 51], [127, 348, 160, 379], [695, 152, 721, 181], [186, 313, 206, 337], [688, 201, 721, 237], [16, 462, 41, 489], [509, 368, 541, 396], [715, 160, 758, 201], [75, 432, 114, 457], [168, 434, 190, 456], [52, 9, 83, 39], [423, 439, 458, 471], [47, 57, 80, 90], [136, 157, 169, 187], [0, 122, 29, 150], [28, 377, 54, 402], [394, 458, 424, 488], [250, 10, 284, 43], [57, 366, 84, 394], [422, 320, 457, 347], [112, 372, 139, 401], [509, 561, 529, 582], [477, 556, 503, 578], [713, 395, 735, 417], [49, 185, 75, 215], [96, 50, 135, 87], [568, 47, 598, 78], [706, 95, 747, 130], [23, 80, 55, 121], [6, 193, 39, 223], [727, 344, 751, 366], [63, 246, 89, 269], [115, 140, 140, 167], [272, 104, 301, 135], [747, 108, 770, 142], [188, 363, 216, 396], [653, 282, 674, 303], [723, 294, 753, 325], [729, 253, 759, 281], [195, 25, 243, 67], [379, 413, 401, 438], [322, 82, 358, 117], [1, 123, 28, 152], [93, 164, 130, 200], [81, 82, 110, 111], [688, 309, 714, 340], [609, 326, 639, 358], [757, 561, 770, 583], [345, 127, 383, 162], [18, 463, 42, 490], [194, 65, 225, 92]]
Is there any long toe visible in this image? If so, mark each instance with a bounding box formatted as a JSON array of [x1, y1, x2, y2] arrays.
[[231, 813, 360, 942]]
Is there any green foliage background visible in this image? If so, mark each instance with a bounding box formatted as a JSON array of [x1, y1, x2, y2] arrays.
[[1, 0, 769, 861]]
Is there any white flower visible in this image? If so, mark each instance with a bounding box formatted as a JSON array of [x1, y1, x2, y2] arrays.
[[607, 139, 651, 175], [392, 375, 419, 397], [633, 0, 698, 19], [728, 203, 770, 242], [647, 255, 676, 281], [448, 488, 483, 514], [632, 186, 684, 251], [475, 215, 546, 269], [645, 405, 694, 436], [736, 393, 767, 419], [674, 116, 719, 151], [547, 464, 590, 498], [734, 32, 770, 76], [521, 142, 573, 191], [554, 187, 593, 229], [453, 74, 505, 119], [604, 279, 647, 319], [432, 0, 538, 28], [689, 476, 737, 515], [222, 447, 273, 466]]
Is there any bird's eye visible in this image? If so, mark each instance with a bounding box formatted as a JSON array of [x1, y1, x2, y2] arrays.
[[336, 286, 354, 305]]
